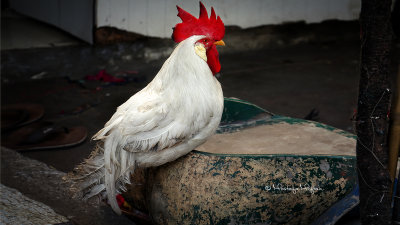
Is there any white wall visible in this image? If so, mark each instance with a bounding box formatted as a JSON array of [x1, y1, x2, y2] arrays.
[[10, 0, 94, 43], [97, 0, 361, 38], [9, 0, 361, 42]]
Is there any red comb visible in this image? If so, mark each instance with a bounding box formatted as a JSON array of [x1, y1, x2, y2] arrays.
[[172, 2, 225, 43]]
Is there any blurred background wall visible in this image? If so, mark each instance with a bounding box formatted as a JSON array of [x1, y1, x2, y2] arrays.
[[96, 0, 361, 38], [8, 0, 361, 42], [9, 0, 94, 43]]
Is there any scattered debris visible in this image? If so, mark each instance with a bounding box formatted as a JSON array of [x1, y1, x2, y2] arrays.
[[304, 108, 320, 121], [85, 70, 125, 83], [59, 102, 101, 116], [31, 71, 47, 80]]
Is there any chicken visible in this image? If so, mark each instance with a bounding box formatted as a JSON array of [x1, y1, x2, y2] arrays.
[[68, 2, 225, 215]]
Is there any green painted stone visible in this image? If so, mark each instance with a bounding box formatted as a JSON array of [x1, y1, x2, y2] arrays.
[[125, 98, 357, 225], [146, 153, 356, 225]]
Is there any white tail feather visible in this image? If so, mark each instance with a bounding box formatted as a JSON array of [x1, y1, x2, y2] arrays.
[[66, 141, 137, 215], [84, 184, 106, 201], [92, 116, 123, 140], [105, 165, 120, 214]]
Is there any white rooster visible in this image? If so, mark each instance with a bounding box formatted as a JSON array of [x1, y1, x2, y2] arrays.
[[69, 2, 226, 215]]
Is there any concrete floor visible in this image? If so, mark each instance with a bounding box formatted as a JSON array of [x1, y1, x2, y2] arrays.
[[2, 8, 398, 225]]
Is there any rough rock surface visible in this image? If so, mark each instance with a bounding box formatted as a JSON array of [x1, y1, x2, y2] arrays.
[[0, 183, 69, 225], [0, 147, 134, 225]]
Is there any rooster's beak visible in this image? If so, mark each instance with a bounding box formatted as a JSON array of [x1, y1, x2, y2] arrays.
[[214, 40, 225, 46]]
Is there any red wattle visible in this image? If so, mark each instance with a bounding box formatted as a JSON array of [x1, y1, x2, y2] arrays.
[[206, 45, 221, 75]]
